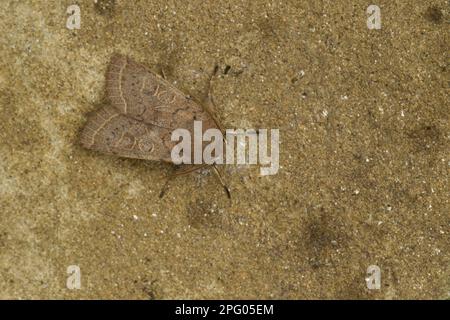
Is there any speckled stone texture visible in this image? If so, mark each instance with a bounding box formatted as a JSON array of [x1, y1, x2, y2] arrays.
[[0, 0, 448, 299]]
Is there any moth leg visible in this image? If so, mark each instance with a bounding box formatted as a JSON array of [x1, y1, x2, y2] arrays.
[[155, 64, 168, 80], [158, 172, 173, 198], [159, 164, 209, 198], [212, 164, 231, 199], [224, 128, 260, 137], [158, 166, 179, 199], [173, 164, 209, 176], [160, 67, 167, 80], [159, 164, 231, 199]]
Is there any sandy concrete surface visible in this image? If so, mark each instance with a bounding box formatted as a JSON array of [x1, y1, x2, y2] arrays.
[[0, 0, 448, 299]]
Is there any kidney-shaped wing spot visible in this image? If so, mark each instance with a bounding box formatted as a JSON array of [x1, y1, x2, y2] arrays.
[[79, 105, 173, 162]]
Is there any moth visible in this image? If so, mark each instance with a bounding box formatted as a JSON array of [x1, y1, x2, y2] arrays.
[[79, 54, 230, 197]]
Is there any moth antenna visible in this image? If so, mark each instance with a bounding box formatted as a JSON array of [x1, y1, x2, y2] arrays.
[[201, 64, 226, 137]]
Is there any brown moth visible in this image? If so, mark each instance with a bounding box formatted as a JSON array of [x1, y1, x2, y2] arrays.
[[79, 54, 229, 197]]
